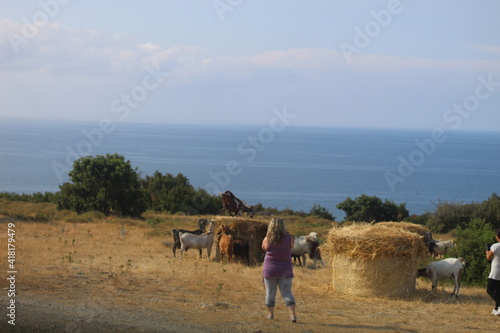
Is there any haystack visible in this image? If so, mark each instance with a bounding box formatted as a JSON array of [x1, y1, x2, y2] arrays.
[[212, 217, 268, 265], [376, 221, 430, 238], [324, 223, 428, 297]]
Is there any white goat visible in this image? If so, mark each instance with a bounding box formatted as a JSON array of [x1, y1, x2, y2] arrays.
[[417, 257, 466, 297], [430, 240, 455, 258], [291, 232, 325, 269], [179, 221, 214, 261]]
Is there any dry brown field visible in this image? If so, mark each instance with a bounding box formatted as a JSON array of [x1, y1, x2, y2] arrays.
[[0, 214, 499, 333]]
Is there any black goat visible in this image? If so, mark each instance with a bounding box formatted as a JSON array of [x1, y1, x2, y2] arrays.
[[171, 219, 209, 257]]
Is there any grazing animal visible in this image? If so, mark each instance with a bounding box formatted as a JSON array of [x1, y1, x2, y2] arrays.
[[218, 225, 234, 262], [429, 240, 455, 258], [179, 221, 215, 261], [220, 190, 254, 217], [171, 219, 210, 258], [293, 247, 324, 266], [291, 232, 325, 269], [292, 254, 303, 265], [417, 257, 466, 297]]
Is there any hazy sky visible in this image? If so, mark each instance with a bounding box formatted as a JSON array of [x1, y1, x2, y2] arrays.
[[1, 1, 499, 130]]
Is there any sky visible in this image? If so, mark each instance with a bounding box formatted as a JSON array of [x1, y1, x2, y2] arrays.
[[1, 0, 499, 130]]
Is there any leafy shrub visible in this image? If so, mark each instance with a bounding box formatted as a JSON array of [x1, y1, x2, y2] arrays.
[[57, 154, 147, 217], [140, 171, 220, 215], [426, 201, 478, 234], [448, 218, 496, 286], [309, 204, 335, 221], [336, 194, 408, 222], [422, 193, 500, 234], [405, 212, 432, 226], [147, 218, 162, 226]]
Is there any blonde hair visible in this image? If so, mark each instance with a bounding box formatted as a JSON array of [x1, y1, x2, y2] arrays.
[[266, 217, 287, 245]]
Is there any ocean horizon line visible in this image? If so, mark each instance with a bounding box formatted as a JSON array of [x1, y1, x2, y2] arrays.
[[2, 116, 500, 135]]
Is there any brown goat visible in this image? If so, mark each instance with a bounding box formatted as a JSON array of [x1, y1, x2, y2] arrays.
[[218, 225, 234, 262]]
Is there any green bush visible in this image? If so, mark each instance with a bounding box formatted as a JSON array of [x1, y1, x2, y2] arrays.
[[140, 171, 220, 215], [448, 218, 496, 287], [309, 204, 335, 221], [57, 154, 147, 217], [405, 212, 432, 226], [426, 201, 478, 234], [425, 193, 500, 234], [336, 194, 408, 222]]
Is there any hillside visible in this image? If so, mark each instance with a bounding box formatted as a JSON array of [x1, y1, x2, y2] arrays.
[[0, 207, 499, 332]]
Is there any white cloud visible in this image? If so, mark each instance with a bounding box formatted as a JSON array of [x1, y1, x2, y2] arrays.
[[1, 18, 499, 85], [466, 44, 500, 56], [1, 19, 499, 129], [0, 19, 226, 87], [0, 19, 197, 77]]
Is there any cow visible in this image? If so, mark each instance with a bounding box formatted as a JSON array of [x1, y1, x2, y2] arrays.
[[429, 240, 455, 258], [417, 257, 466, 297], [217, 225, 234, 262], [171, 219, 210, 258], [291, 232, 325, 269], [220, 190, 254, 217], [179, 221, 215, 261]]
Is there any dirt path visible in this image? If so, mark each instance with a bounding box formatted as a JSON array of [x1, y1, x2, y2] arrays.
[[2, 288, 500, 333], [1, 292, 213, 333]]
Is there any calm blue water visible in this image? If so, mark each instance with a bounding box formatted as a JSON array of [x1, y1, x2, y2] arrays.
[[1, 119, 499, 219]]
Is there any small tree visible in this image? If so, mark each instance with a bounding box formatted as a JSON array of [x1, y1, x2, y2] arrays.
[[140, 171, 219, 215], [309, 204, 335, 221], [448, 218, 495, 286], [336, 194, 408, 222], [426, 200, 478, 234], [57, 153, 147, 217], [477, 193, 500, 230]]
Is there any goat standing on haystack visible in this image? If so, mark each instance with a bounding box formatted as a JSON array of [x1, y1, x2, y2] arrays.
[[220, 190, 254, 217]]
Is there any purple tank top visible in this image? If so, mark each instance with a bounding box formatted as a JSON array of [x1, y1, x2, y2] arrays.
[[262, 233, 294, 278]]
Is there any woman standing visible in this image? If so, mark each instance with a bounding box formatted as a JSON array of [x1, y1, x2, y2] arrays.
[[486, 228, 500, 315], [261, 217, 297, 322]]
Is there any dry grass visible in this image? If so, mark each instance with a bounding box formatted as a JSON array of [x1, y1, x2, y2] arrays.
[[1, 216, 499, 332]]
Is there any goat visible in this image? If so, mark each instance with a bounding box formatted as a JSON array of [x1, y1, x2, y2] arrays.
[[429, 240, 455, 258], [292, 248, 324, 266], [171, 219, 209, 258], [218, 225, 234, 262], [179, 221, 215, 261], [417, 257, 466, 297], [220, 190, 254, 217], [291, 232, 325, 268]]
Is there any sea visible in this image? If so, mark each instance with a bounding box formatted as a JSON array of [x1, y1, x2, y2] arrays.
[[1, 119, 499, 220]]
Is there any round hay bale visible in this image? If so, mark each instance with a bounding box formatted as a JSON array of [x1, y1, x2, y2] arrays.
[[324, 223, 428, 297], [376, 221, 430, 237], [212, 217, 268, 265]]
